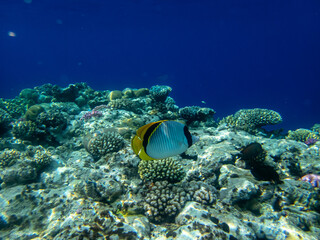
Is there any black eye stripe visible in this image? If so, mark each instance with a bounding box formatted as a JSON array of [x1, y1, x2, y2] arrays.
[[143, 122, 162, 151], [184, 125, 192, 147]]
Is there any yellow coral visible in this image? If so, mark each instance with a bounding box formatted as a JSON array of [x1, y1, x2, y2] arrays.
[[109, 90, 123, 101]]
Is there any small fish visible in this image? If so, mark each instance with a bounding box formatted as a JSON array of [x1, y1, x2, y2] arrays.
[[300, 174, 320, 188], [201, 100, 206, 104], [131, 120, 199, 160]]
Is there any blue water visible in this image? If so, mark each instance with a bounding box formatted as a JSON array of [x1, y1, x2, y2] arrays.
[[1, 0, 319, 131]]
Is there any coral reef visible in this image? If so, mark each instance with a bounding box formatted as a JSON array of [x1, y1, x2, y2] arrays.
[[142, 180, 218, 223], [75, 178, 123, 203], [0, 108, 12, 135], [301, 174, 320, 187], [220, 108, 282, 133], [1, 83, 320, 240], [0, 98, 26, 119], [138, 158, 186, 183], [286, 128, 319, 142], [25, 105, 44, 121], [32, 148, 53, 170], [187, 181, 217, 205], [134, 88, 149, 97], [108, 99, 143, 113], [0, 149, 20, 167], [179, 106, 215, 123], [12, 120, 39, 141], [311, 123, 320, 134], [109, 90, 123, 100], [150, 85, 172, 102], [36, 110, 68, 133], [83, 128, 125, 158], [143, 181, 189, 222]]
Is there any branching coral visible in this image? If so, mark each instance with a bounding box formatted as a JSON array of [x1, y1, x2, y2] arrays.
[[83, 129, 125, 158]]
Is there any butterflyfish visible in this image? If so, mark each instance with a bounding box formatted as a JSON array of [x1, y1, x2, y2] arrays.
[[131, 120, 199, 160]]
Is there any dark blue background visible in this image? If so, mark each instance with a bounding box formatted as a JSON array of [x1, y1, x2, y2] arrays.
[[1, 0, 320, 131]]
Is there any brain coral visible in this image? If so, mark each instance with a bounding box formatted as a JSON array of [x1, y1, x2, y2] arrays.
[[25, 105, 44, 121]]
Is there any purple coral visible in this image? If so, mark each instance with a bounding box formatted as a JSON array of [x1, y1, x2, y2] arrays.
[[92, 105, 108, 111], [305, 138, 318, 146], [80, 110, 103, 121], [300, 174, 320, 187]]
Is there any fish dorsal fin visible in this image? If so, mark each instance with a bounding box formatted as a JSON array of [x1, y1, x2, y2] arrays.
[[136, 120, 168, 139]]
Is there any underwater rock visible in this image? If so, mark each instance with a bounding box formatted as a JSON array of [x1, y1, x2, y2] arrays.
[[1, 164, 38, 187], [75, 95, 87, 107], [219, 165, 260, 205], [75, 178, 123, 203], [53, 84, 80, 102], [174, 202, 231, 240]]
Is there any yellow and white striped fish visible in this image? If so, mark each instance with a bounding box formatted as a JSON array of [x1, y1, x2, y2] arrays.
[[131, 120, 199, 160]]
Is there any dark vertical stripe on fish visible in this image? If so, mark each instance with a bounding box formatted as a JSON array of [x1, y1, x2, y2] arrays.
[[184, 126, 192, 147], [143, 121, 162, 150]]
